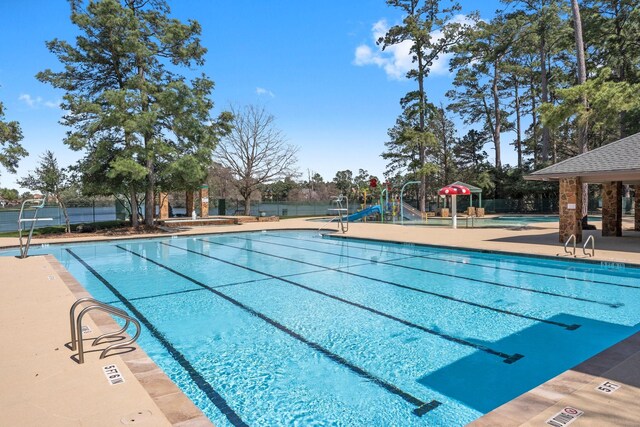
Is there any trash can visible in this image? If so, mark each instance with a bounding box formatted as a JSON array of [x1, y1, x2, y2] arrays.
[[218, 198, 226, 216]]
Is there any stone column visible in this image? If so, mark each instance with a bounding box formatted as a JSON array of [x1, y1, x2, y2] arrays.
[[185, 191, 194, 217], [559, 177, 582, 243], [199, 184, 209, 218], [601, 181, 622, 236], [159, 192, 169, 219], [635, 186, 640, 231]]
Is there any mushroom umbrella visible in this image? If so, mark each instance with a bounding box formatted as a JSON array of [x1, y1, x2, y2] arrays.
[[438, 184, 471, 229]]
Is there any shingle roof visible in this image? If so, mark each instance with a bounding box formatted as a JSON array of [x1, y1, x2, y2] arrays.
[[528, 132, 640, 178]]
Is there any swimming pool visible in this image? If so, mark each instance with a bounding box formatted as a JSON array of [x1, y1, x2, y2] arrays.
[[7, 231, 640, 426]]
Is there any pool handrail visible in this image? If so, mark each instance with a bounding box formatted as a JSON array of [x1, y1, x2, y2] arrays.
[[583, 235, 595, 257], [69, 297, 141, 364], [563, 234, 576, 256]]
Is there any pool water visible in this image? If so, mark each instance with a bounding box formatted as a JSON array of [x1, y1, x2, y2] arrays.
[[7, 231, 640, 426]]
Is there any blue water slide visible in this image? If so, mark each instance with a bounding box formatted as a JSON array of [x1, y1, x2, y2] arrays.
[[343, 205, 382, 222]]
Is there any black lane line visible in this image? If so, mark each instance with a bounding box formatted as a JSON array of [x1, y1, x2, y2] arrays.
[[65, 249, 248, 427], [277, 233, 639, 291], [169, 241, 523, 364], [211, 238, 578, 331], [103, 267, 350, 306], [285, 233, 640, 291], [115, 245, 440, 417], [105, 287, 206, 305], [239, 236, 620, 309]]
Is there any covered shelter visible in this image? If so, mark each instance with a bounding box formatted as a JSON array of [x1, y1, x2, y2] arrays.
[[525, 132, 640, 243], [450, 181, 483, 207]]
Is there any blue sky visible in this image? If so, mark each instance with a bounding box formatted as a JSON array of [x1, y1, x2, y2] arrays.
[[0, 0, 506, 191]]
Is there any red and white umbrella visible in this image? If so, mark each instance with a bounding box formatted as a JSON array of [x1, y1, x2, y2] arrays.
[[438, 184, 471, 228]]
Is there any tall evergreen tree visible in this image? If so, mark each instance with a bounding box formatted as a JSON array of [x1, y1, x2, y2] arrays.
[[570, 0, 590, 218], [378, 0, 465, 211], [448, 13, 523, 168], [0, 101, 28, 182], [38, 0, 227, 226]]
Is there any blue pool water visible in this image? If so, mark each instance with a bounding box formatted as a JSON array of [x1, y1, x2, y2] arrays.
[[5, 231, 640, 426]]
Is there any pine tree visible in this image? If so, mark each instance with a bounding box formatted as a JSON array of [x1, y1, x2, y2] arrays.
[[378, 0, 466, 211], [0, 101, 28, 182], [38, 0, 228, 226]]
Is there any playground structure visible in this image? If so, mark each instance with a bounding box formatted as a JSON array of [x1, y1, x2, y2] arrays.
[[330, 180, 481, 227]]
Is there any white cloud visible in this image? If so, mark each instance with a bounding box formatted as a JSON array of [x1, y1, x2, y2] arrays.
[[353, 15, 473, 80], [256, 87, 275, 97], [19, 93, 38, 107], [18, 93, 59, 109]]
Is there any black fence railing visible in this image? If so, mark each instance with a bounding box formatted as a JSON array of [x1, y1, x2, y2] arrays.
[[2, 196, 634, 233]]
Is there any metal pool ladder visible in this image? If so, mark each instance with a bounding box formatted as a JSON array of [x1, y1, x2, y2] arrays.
[[17, 197, 52, 258], [583, 235, 595, 257], [69, 298, 141, 364], [563, 234, 576, 256]]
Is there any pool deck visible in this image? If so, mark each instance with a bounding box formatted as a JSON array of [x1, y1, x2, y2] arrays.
[[1, 216, 639, 426]]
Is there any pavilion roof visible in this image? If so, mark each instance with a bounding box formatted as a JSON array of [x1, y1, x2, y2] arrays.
[[526, 132, 640, 184]]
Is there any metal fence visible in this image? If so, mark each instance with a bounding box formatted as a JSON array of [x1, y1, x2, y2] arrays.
[[2, 196, 634, 233], [0, 205, 117, 233]]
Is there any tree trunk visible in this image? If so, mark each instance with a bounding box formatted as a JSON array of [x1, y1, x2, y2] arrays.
[[539, 36, 551, 163], [514, 77, 522, 168], [440, 107, 448, 184], [530, 76, 538, 167], [57, 196, 71, 233], [145, 154, 155, 225], [572, 0, 589, 219], [417, 48, 426, 212], [130, 188, 139, 227], [244, 195, 251, 215], [492, 61, 502, 168]]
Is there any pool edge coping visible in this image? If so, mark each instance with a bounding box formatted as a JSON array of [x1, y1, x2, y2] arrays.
[[469, 328, 640, 426], [44, 254, 214, 427], [324, 233, 640, 269]]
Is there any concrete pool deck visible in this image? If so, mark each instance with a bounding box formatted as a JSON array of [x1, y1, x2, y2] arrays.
[[1, 217, 639, 426]]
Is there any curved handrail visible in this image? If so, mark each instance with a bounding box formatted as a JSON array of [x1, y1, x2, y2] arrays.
[[564, 234, 576, 256], [69, 297, 129, 351], [583, 235, 595, 257], [70, 298, 140, 364]]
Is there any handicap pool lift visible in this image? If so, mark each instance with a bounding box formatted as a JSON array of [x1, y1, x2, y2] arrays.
[[18, 196, 52, 258], [319, 194, 349, 234]]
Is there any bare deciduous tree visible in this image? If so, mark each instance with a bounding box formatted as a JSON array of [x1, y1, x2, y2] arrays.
[[215, 105, 298, 215]]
